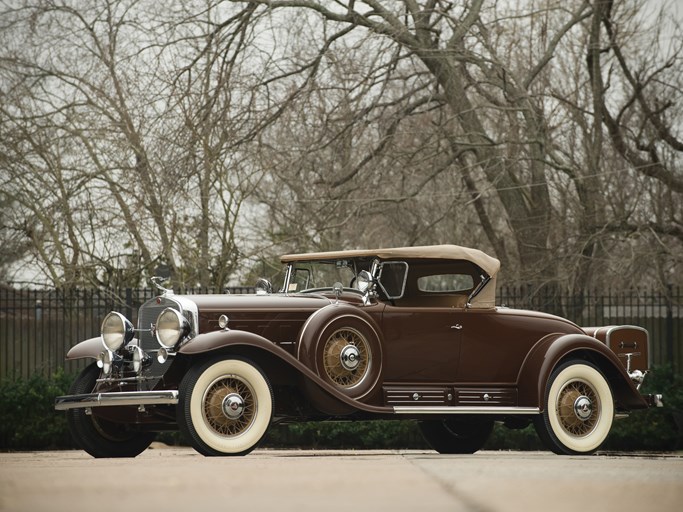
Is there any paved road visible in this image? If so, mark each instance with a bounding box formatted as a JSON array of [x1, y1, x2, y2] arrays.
[[1, 446, 682, 512]]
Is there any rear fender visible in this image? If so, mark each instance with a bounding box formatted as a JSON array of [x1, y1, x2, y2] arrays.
[[178, 329, 390, 415], [517, 333, 648, 411]]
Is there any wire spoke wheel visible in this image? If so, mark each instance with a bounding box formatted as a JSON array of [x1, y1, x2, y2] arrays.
[[534, 360, 614, 455], [301, 308, 383, 406], [322, 328, 370, 388], [178, 357, 273, 456], [556, 379, 600, 437], [203, 376, 256, 437]]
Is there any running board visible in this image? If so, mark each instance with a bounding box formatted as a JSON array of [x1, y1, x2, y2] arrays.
[[393, 406, 540, 415]]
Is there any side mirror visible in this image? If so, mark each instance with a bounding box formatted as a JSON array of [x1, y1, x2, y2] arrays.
[[356, 270, 374, 293], [332, 282, 343, 303]]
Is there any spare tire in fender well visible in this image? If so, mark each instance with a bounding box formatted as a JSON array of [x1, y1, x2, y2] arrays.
[[297, 304, 385, 410]]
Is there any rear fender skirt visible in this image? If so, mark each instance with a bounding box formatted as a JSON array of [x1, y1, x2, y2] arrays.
[[178, 329, 391, 415], [65, 337, 103, 360], [517, 333, 648, 411]]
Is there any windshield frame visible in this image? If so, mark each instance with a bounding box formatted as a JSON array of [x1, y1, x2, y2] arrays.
[[283, 259, 361, 294]]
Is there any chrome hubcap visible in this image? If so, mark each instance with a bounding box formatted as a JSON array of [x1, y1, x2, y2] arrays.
[[574, 395, 593, 421], [340, 345, 361, 371], [221, 393, 245, 420]]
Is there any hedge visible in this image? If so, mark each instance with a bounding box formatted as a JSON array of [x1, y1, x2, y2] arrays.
[[0, 369, 74, 450], [1, 365, 681, 452]]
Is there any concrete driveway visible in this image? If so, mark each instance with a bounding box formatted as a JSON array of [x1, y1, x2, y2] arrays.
[[1, 446, 681, 512]]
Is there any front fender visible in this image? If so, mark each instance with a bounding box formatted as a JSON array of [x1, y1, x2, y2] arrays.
[[178, 329, 391, 415], [517, 333, 648, 410], [66, 337, 103, 360], [178, 329, 270, 355]]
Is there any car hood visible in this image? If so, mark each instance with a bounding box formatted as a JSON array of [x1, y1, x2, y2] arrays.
[[177, 293, 332, 313]]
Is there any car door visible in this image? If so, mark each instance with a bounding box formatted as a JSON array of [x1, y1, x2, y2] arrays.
[[381, 304, 462, 383]]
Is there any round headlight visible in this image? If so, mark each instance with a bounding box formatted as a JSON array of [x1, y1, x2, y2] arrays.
[[101, 312, 134, 352], [155, 308, 189, 349]]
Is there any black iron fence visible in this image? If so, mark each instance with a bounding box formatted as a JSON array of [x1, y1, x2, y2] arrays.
[[1, 285, 680, 380], [0, 286, 254, 379]]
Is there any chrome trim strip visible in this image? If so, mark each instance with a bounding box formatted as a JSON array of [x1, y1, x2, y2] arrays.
[[393, 406, 539, 415], [55, 390, 179, 410]]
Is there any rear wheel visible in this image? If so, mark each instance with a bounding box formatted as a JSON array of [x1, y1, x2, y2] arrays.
[[418, 418, 494, 454], [66, 363, 156, 458], [534, 360, 614, 455], [177, 356, 273, 456]]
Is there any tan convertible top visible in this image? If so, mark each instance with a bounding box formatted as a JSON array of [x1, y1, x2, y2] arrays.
[[281, 244, 500, 278]]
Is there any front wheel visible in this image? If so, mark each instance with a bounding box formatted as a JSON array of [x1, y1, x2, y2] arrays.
[[419, 418, 494, 454], [534, 360, 614, 455], [66, 363, 156, 458], [177, 356, 273, 456]]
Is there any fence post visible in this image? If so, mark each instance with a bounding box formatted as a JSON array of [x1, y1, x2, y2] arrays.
[[126, 288, 133, 320]]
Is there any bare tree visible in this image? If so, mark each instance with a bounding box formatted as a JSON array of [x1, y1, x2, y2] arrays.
[[1, 0, 680, 295], [0, 0, 266, 288], [225, 0, 682, 295], [215, 2, 571, 285]]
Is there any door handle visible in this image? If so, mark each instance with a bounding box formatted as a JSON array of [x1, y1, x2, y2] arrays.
[[451, 324, 463, 330]]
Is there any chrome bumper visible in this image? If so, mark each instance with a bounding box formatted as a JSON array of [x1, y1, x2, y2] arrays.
[[55, 390, 179, 411]]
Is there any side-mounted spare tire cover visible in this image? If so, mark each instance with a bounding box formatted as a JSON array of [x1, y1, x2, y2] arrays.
[[298, 304, 384, 412]]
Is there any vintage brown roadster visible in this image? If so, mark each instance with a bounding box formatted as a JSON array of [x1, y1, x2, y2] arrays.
[[55, 245, 662, 457]]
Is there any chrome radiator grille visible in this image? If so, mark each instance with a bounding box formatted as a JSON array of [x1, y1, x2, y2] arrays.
[[136, 297, 185, 382], [137, 297, 180, 353]]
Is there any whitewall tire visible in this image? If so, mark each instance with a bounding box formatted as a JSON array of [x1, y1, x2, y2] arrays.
[[178, 357, 273, 456], [534, 360, 614, 455]]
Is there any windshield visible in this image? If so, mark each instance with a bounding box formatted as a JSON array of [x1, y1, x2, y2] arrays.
[[285, 260, 358, 293]]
